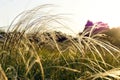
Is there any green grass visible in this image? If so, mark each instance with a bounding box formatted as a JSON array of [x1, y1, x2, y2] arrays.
[[0, 4, 120, 80]]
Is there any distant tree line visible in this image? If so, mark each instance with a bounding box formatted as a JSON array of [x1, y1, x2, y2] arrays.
[[0, 27, 120, 48], [104, 27, 120, 47]]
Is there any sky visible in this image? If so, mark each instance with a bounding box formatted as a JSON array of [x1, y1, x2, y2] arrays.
[[0, 0, 120, 33]]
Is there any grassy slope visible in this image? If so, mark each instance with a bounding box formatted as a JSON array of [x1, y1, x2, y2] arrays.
[[0, 29, 120, 80]]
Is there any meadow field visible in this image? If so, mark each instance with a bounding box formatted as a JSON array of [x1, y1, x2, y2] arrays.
[[0, 5, 120, 80]]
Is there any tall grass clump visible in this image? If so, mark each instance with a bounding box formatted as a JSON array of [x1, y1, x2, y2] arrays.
[[0, 4, 120, 80], [76, 20, 120, 80]]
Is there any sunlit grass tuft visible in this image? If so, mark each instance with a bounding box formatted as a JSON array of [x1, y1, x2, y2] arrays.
[[0, 64, 8, 80]]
